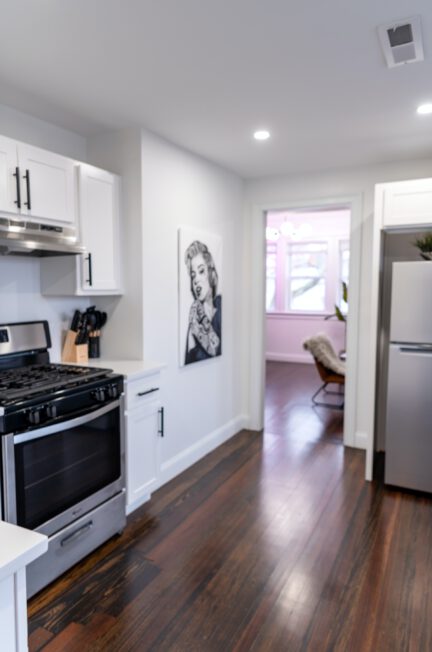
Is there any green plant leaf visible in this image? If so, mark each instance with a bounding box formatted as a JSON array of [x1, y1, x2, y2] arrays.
[[413, 232, 432, 252], [342, 281, 348, 303], [335, 305, 346, 322]]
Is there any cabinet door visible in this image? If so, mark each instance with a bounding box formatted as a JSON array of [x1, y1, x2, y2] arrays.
[[78, 164, 121, 293], [0, 135, 19, 215], [381, 178, 432, 227], [126, 400, 161, 509], [18, 143, 76, 226]]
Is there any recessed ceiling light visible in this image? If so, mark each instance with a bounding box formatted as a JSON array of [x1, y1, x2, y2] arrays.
[[253, 130, 270, 141], [417, 103, 432, 115]]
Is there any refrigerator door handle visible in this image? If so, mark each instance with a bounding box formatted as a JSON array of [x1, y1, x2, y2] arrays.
[[398, 345, 432, 354]]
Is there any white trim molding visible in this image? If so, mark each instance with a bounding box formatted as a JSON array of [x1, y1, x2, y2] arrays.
[[266, 352, 313, 364], [247, 194, 363, 449], [354, 430, 368, 450]]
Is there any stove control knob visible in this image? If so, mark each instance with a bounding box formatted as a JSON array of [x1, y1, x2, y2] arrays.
[[46, 404, 58, 419], [93, 388, 106, 403], [107, 384, 118, 399], [28, 409, 41, 426]]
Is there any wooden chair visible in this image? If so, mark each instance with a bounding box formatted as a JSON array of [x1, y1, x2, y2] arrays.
[[311, 358, 345, 409], [303, 334, 345, 409]]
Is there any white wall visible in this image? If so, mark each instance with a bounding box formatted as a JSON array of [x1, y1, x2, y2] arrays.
[[86, 128, 144, 361], [87, 127, 246, 482], [244, 156, 432, 452], [141, 129, 245, 474], [0, 103, 86, 160], [0, 103, 89, 360]]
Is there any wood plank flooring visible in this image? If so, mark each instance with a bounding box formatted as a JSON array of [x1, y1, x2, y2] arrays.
[[28, 362, 432, 651]]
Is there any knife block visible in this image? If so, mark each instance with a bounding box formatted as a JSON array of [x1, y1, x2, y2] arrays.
[[61, 330, 88, 364]]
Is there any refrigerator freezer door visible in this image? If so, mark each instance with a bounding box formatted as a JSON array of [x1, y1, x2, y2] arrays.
[[390, 261, 432, 344], [385, 343, 432, 492]]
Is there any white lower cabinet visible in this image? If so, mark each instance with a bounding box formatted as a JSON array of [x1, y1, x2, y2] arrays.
[[124, 371, 163, 514]]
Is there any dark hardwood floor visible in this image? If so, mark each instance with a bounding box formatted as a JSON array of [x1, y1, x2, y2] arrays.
[[28, 362, 432, 651]]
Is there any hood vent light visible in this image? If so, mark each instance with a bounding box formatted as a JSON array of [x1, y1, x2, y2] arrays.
[[378, 16, 424, 68]]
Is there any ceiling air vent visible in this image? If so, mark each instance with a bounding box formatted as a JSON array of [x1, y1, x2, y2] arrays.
[[377, 16, 424, 68]]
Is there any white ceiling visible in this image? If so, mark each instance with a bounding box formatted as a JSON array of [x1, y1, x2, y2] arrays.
[[1, 0, 432, 178]]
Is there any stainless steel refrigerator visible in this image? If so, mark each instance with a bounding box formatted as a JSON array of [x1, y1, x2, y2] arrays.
[[385, 261, 432, 492]]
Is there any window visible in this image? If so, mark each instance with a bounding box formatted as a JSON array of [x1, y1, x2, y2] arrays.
[[265, 209, 350, 315], [266, 242, 277, 311], [287, 242, 327, 311]]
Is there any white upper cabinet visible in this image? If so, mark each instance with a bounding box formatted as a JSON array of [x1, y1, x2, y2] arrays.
[[378, 178, 432, 228], [78, 164, 121, 293], [0, 135, 20, 215], [40, 163, 122, 296], [0, 135, 76, 227], [19, 144, 76, 226]]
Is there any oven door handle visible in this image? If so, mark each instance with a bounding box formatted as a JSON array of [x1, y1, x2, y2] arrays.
[[13, 399, 121, 444]]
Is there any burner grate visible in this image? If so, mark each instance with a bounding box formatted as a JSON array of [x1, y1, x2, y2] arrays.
[[0, 363, 110, 401]]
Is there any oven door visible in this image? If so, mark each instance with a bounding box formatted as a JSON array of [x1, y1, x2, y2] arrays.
[[1, 398, 124, 537]]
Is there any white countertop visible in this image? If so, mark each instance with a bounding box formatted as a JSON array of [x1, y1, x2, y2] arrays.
[[0, 522, 47, 582], [82, 359, 165, 381]]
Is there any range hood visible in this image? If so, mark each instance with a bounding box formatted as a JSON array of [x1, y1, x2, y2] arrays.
[[0, 218, 85, 257]]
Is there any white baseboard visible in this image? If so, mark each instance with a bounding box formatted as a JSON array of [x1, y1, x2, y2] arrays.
[[266, 352, 313, 364], [353, 430, 367, 450], [158, 414, 249, 488]]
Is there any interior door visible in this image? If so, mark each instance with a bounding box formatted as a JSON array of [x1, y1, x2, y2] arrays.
[[0, 135, 19, 215]]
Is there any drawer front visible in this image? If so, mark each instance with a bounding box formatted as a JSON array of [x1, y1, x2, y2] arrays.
[[26, 491, 126, 598], [125, 374, 161, 411]]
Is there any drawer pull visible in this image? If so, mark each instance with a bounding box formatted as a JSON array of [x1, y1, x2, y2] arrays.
[[60, 521, 93, 547], [137, 387, 159, 397], [158, 406, 164, 437]]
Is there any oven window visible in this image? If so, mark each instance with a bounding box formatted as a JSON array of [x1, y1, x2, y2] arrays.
[[14, 407, 121, 530]]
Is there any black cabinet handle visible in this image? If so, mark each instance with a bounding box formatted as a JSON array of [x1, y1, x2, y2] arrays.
[[13, 167, 21, 208], [86, 252, 93, 286], [158, 406, 164, 437], [137, 387, 159, 397], [23, 169, 31, 210]]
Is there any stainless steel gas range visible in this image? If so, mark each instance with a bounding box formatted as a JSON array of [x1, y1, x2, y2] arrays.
[[0, 320, 126, 597]]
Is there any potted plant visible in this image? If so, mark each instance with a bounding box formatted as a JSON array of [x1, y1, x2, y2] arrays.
[[413, 233, 432, 260]]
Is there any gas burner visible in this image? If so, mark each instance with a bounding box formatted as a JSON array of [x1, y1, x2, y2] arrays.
[[0, 362, 111, 402]]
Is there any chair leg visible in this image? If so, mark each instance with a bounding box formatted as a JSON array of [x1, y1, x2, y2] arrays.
[[311, 382, 344, 409], [323, 386, 344, 396]]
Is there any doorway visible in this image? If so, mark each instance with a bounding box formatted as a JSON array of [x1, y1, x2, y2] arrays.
[[247, 194, 362, 452], [264, 207, 350, 439]]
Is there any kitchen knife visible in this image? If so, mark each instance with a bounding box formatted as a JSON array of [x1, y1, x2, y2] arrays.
[[76, 313, 89, 344], [70, 310, 82, 332]]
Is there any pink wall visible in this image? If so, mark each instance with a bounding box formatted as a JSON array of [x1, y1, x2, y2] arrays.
[[266, 208, 349, 363], [266, 314, 345, 363]]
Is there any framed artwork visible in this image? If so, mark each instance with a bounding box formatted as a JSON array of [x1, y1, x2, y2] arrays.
[[178, 227, 222, 366]]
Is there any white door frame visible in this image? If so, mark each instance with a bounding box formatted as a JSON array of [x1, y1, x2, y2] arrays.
[[247, 193, 363, 450]]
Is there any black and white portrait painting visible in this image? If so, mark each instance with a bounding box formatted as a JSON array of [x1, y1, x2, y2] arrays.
[[178, 227, 222, 366]]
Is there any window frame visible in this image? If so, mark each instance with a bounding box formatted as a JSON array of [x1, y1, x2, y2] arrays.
[[286, 240, 328, 314], [265, 241, 278, 312], [265, 233, 350, 316]]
